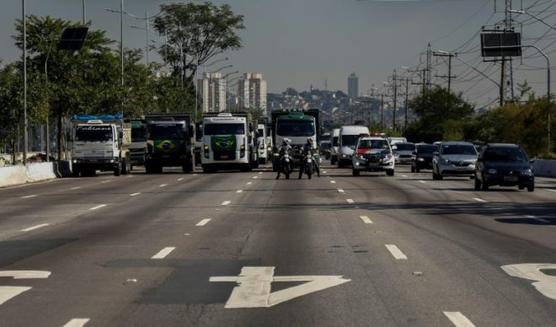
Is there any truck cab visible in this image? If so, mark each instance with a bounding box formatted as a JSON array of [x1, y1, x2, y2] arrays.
[[129, 119, 147, 169], [201, 113, 258, 173]]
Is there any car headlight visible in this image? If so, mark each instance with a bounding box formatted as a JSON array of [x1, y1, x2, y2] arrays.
[[521, 169, 533, 176], [342, 154, 347, 158], [418, 157, 425, 162], [487, 168, 498, 175], [442, 158, 450, 165]]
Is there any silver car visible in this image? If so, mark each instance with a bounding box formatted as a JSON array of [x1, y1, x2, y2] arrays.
[[432, 141, 478, 180], [392, 142, 415, 165]]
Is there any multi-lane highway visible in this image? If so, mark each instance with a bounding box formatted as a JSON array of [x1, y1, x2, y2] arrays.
[[0, 163, 555, 326]]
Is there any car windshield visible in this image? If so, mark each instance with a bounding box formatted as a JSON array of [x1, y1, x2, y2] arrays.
[[417, 145, 437, 154], [75, 125, 113, 142], [394, 143, 415, 151], [483, 147, 527, 162], [204, 123, 245, 135], [148, 124, 184, 139], [277, 121, 315, 137], [442, 144, 477, 155], [358, 139, 389, 149]]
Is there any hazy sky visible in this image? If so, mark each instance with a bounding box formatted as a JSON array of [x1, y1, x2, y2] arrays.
[[0, 0, 553, 107]]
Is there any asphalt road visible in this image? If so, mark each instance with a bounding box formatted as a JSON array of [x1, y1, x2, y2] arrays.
[[0, 163, 556, 326]]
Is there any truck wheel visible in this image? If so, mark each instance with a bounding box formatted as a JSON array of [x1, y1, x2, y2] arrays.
[[114, 163, 122, 176], [352, 169, 360, 176], [386, 169, 395, 176], [121, 160, 130, 175], [183, 162, 193, 173], [72, 167, 80, 177]]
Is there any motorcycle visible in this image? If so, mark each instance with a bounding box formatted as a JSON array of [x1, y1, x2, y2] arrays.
[[300, 152, 315, 179], [281, 151, 293, 179]]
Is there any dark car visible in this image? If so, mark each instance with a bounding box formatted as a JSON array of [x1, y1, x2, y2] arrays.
[[474, 143, 534, 192], [411, 143, 437, 172]]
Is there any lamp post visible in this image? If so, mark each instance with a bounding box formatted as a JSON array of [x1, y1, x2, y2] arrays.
[[22, 0, 28, 165]]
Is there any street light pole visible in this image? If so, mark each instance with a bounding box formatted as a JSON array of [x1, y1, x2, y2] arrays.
[[82, 0, 86, 24], [120, 0, 124, 90], [22, 0, 28, 165]]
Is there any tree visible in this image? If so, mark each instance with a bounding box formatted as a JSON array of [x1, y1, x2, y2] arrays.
[[153, 2, 244, 88]]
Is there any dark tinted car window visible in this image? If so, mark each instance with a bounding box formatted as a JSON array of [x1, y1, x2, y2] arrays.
[[394, 143, 415, 151], [416, 144, 437, 154], [442, 144, 477, 155], [483, 147, 527, 162]]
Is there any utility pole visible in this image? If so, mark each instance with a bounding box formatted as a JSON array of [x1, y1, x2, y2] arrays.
[[432, 51, 456, 93], [120, 0, 124, 91], [22, 0, 28, 165], [426, 43, 432, 90], [392, 70, 398, 131], [404, 77, 409, 134], [380, 93, 385, 130], [82, 0, 86, 24]]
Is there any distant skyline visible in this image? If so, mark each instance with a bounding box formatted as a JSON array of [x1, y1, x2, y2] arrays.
[[0, 1, 553, 108]]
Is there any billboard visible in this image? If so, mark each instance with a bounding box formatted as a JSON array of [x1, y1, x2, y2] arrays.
[[481, 31, 522, 57]]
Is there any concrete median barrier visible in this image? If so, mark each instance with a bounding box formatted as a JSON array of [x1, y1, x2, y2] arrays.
[[532, 159, 556, 178], [0, 162, 58, 188]]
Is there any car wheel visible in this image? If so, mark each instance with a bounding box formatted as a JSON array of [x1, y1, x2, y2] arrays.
[[474, 176, 481, 190], [411, 166, 415, 173], [527, 183, 535, 192], [386, 169, 394, 177], [481, 175, 489, 191], [352, 169, 360, 176]]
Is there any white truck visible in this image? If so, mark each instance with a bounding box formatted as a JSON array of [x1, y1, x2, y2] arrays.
[[70, 114, 131, 177], [257, 123, 270, 164], [201, 113, 258, 173]]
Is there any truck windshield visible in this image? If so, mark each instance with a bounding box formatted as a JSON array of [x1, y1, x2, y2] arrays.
[[131, 127, 146, 141], [148, 124, 184, 139], [277, 121, 315, 137], [75, 126, 113, 142], [341, 135, 360, 146], [204, 123, 245, 135]]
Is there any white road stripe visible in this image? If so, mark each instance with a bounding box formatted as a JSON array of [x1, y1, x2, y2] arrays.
[[159, 184, 167, 188], [237, 190, 243, 193], [330, 180, 336, 184], [246, 182, 252, 185], [221, 200, 231, 206], [346, 199, 355, 204], [101, 180, 112, 184], [196, 218, 212, 226], [21, 195, 37, 199], [401, 174, 408, 178], [547, 189, 556, 193], [177, 177, 184, 181], [70, 186, 81, 190], [525, 215, 536, 219], [63, 318, 91, 327], [359, 216, 373, 224], [21, 224, 50, 232], [419, 180, 426, 184], [385, 244, 408, 260], [151, 247, 176, 259], [443, 311, 476, 327], [473, 197, 487, 203], [338, 189, 345, 193], [89, 204, 107, 211], [129, 192, 141, 197], [252, 176, 258, 179], [322, 170, 327, 174], [258, 172, 263, 175]]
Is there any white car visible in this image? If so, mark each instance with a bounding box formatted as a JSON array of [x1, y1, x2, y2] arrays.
[[352, 137, 395, 176], [338, 125, 370, 168]]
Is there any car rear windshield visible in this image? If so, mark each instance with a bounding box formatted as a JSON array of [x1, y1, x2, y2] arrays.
[[442, 144, 477, 155], [277, 121, 315, 137], [358, 139, 389, 149], [394, 143, 415, 151], [75, 125, 113, 142], [204, 123, 245, 135], [483, 147, 527, 162], [148, 124, 184, 139], [342, 135, 361, 146], [417, 144, 437, 154]]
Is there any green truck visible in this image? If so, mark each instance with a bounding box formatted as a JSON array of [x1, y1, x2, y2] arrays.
[[144, 113, 194, 174]]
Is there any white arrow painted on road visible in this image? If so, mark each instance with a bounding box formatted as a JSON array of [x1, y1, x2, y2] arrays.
[[502, 263, 556, 300], [0, 270, 51, 306], [210, 266, 350, 308]]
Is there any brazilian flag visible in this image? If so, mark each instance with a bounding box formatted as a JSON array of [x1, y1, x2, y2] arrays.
[[211, 135, 236, 152], [155, 139, 177, 153]]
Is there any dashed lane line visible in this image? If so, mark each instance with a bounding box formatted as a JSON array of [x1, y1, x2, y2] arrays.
[[258, 172, 263, 175], [330, 180, 336, 184], [346, 199, 355, 204], [385, 244, 408, 260], [237, 190, 243, 193], [221, 200, 231, 206], [21, 223, 50, 232], [419, 180, 426, 184], [63, 318, 91, 327], [130, 192, 141, 197], [177, 177, 184, 181], [401, 174, 408, 178], [252, 176, 259, 179], [473, 197, 487, 203], [196, 218, 212, 226], [159, 184, 168, 188], [443, 311, 476, 327], [70, 186, 81, 190], [547, 189, 556, 193], [359, 216, 373, 224], [151, 247, 176, 259], [338, 189, 345, 193], [246, 182, 252, 185], [100, 180, 112, 184], [89, 204, 107, 211], [21, 195, 37, 199]]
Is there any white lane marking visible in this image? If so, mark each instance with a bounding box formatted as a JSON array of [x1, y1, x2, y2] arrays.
[[338, 189, 345, 193], [63, 318, 91, 327], [184, 233, 191, 236], [130, 192, 141, 197], [258, 172, 263, 175], [159, 184, 168, 188], [246, 182, 252, 185], [502, 263, 556, 300], [419, 180, 426, 184], [21, 224, 50, 232], [177, 177, 184, 181], [193, 173, 198, 176], [196, 218, 212, 226], [385, 244, 408, 260], [89, 204, 107, 211], [322, 170, 327, 174], [70, 186, 81, 190], [443, 311, 476, 327], [401, 174, 408, 178], [473, 197, 487, 203], [546, 189, 556, 193], [0, 271, 51, 305], [101, 180, 112, 184], [330, 180, 336, 184], [151, 247, 176, 259], [359, 216, 373, 224], [525, 215, 536, 218], [236, 190, 243, 193], [221, 200, 231, 206], [21, 194, 37, 199], [209, 266, 351, 308], [346, 199, 355, 204], [252, 176, 259, 179]]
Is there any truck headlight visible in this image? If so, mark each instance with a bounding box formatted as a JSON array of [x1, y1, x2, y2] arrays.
[[487, 168, 498, 175], [203, 144, 209, 158]]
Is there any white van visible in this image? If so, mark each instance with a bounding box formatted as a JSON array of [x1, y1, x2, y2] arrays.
[[338, 125, 370, 168], [330, 128, 340, 165]]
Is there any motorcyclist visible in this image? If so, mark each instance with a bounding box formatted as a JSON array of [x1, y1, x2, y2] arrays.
[[298, 138, 320, 179], [276, 139, 292, 180]]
